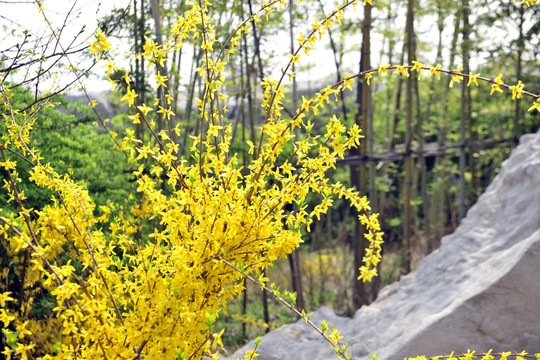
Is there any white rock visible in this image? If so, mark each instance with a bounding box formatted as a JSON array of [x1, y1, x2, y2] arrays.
[[228, 129, 540, 360]]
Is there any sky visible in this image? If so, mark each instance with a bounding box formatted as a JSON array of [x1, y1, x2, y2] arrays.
[[0, 0, 130, 44], [1, 0, 131, 93], [1, 0, 531, 97], [0, 0, 370, 95]]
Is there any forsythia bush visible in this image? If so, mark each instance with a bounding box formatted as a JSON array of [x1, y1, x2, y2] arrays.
[[0, 0, 539, 360], [0, 0, 382, 359]]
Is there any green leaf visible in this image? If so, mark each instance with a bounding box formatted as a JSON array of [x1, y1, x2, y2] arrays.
[[289, 291, 297, 306], [2, 329, 19, 349], [176, 349, 185, 360], [205, 312, 216, 331]]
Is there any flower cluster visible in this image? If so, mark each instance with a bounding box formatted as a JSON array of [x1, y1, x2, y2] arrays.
[[357, 63, 540, 113], [405, 350, 540, 360], [1, 0, 383, 359]]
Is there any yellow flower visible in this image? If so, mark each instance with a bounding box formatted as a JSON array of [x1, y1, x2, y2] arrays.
[[411, 60, 425, 72], [378, 62, 390, 75], [509, 80, 525, 100], [288, 71, 296, 81], [88, 29, 111, 56], [393, 64, 410, 77], [129, 113, 140, 124], [449, 66, 463, 88], [428, 64, 442, 79], [481, 349, 494, 360], [124, 70, 132, 86], [1, 347, 12, 360], [258, 273, 269, 289], [528, 100, 540, 113], [121, 87, 137, 107], [0, 292, 14, 307], [15, 342, 35, 355], [490, 74, 504, 95], [411, 61, 426, 78], [103, 60, 119, 74], [0, 309, 15, 327], [155, 72, 168, 88], [289, 53, 301, 65], [301, 96, 311, 112], [516, 351, 528, 360], [460, 349, 476, 360], [137, 103, 153, 116], [342, 75, 354, 92], [158, 106, 175, 121], [207, 124, 221, 137], [365, 73, 373, 85], [467, 73, 480, 87], [16, 320, 32, 338]]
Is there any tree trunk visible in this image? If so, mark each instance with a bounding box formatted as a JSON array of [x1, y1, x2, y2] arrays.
[[287, 0, 305, 312], [403, 0, 414, 274], [351, 2, 371, 309], [459, 0, 471, 222]]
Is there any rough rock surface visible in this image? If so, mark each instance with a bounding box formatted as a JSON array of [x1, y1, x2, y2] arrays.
[[228, 130, 540, 360]]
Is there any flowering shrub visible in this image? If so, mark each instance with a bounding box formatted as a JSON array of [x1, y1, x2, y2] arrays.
[[1, 0, 539, 360]]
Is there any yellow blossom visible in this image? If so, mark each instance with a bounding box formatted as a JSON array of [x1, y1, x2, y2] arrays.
[[467, 73, 480, 87], [289, 53, 301, 65], [0, 292, 14, 307], [137, 103, 153, 116], [342, 75, 354, 92], [157, 106, 175, 120], [0, 309, 15, 327], [365, 73, 373, 85], [428, 64, 442, 79], [103, 61, 119, 74], [378, 62, 390, 75], [528, 99, 540, 113], [121, 87, 137, 107], [490, 74, 504, 95], [460, 349, 476, 360], [481, 349, 494, 360], [393, 64, 410, 77], [156, 72, 168, 88], [449, 66, 464, 88], [509, 80, 525, 100], [129, 113, 140, 124]]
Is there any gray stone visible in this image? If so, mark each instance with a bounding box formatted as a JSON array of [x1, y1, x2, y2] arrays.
[[228, 129, 540, 360]]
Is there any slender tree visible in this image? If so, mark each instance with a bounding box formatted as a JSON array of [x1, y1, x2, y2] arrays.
[[287, 0, 305, 313], [459, 0, 471, 222], [403, 0, 415, 274], [351, 1, 371, 309]]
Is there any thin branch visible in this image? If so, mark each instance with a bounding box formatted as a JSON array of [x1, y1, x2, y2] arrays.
[[219, 256, 350, 360]]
